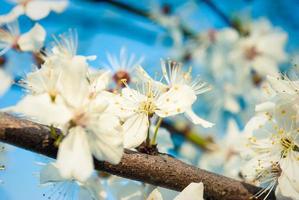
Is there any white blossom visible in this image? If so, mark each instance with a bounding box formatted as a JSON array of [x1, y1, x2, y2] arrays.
[[114, 79, 193, 148], [137, 60, 214, 128], [0, 21, 46, 56], [0, 0, 69, 24], [102, 47, 143, 87], [229, 18, 288, 77], [5, 31, 124, 182]]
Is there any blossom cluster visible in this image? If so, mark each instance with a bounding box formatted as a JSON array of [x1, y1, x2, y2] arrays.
[[3, 27, 211, 199], [0, 1, 299, 200], [241, 71, 299, 199]]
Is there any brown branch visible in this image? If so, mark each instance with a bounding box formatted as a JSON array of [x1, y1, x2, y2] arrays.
[[0, 112, 275, 200]]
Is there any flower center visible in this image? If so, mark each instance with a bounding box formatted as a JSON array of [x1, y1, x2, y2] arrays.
[[244, 46, 260, 60], [280, 137, 294, 158], [138, 99, 156, 117], [113, 70, 131, 87], [69, 111, 88, 128]]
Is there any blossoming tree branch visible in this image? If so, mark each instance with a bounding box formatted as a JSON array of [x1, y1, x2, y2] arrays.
[[0, 0, 299, 200]]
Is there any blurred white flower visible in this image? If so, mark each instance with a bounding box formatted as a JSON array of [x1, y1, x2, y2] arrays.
[[150, 3, 183, 47], [0, 68, 12, 96], [146, 182, 204, 200], [229, 18, 288, 77], [255, 73, 299, 122], [242, 103, 299, 199], [0, 0, 69, 24], [0, 21, 46, 55], [198, 120, 246, 179], [103, 47, 143, 88], [40, 163, 105, 200]]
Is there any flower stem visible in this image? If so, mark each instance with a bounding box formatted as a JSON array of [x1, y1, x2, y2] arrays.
[[151, 117, 163, 145], [145, 118, 151, 147]]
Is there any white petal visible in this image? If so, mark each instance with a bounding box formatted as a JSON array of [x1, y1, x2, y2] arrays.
[[0, 69, 12, 96], [174, 182, 204, 200], [18, 23, 46, 52], [255, 101, 275, 112], [252, 56, 279, 76], [25, 1, 68, 20], [87, 114, 123, 164], [267, 75, 296, 95], [184, 109, 214, 128], [56, 127, 93, 182], [89, 70, 111, 92], [48, 1, 69, 13], [146, 189, 163, 200], [40, 163, 65, 184], [135, 66, 167, 91], [0, 5, 24, 25], [156, 84, 196, 117], [3, 94, 71, 126], [154, 127, 174, 153], [123, 113, 149, 148], [277, 173, 299, 200], [25, 1, 51, 20]]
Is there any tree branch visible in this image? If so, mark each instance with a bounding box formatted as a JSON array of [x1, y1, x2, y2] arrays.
[[90, 0, 196, 39], [0, 113, 275, 200]]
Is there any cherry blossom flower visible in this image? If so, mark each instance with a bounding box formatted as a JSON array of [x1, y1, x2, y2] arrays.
[[146, 182, 204, 200], [242, 103, 299, 199], [115, 80, 193, 148], [0, 20, 46, 56], [103, 47, 143, 87], [5, 31, 124, 182], [229, 18, 288, 77], [0, 0, 69, 24], [137, 60, 214, 128]]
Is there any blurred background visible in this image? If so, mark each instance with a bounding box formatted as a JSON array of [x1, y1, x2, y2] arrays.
[[1, 0, 299, 199]]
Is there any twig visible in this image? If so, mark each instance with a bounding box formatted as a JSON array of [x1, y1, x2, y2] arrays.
[[0, 113, 275, 200], [200, 0, 233, 27], [89, 0, 196, 39]]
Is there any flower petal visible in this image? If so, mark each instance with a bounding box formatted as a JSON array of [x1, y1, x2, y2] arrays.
[[174, 182, 204, 200], [87, 113, 123, 164], [18, 23, 46, 52], [156, 84, 196, 117], [146, 189, 163, 200], [56, 127, 93, 182], [0, 69, 12, 96], [123, 113, 149, 148], [185, 109, 214, 128]]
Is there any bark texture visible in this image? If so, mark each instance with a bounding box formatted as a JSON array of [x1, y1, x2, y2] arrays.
[[0, 112, 275, 200]]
